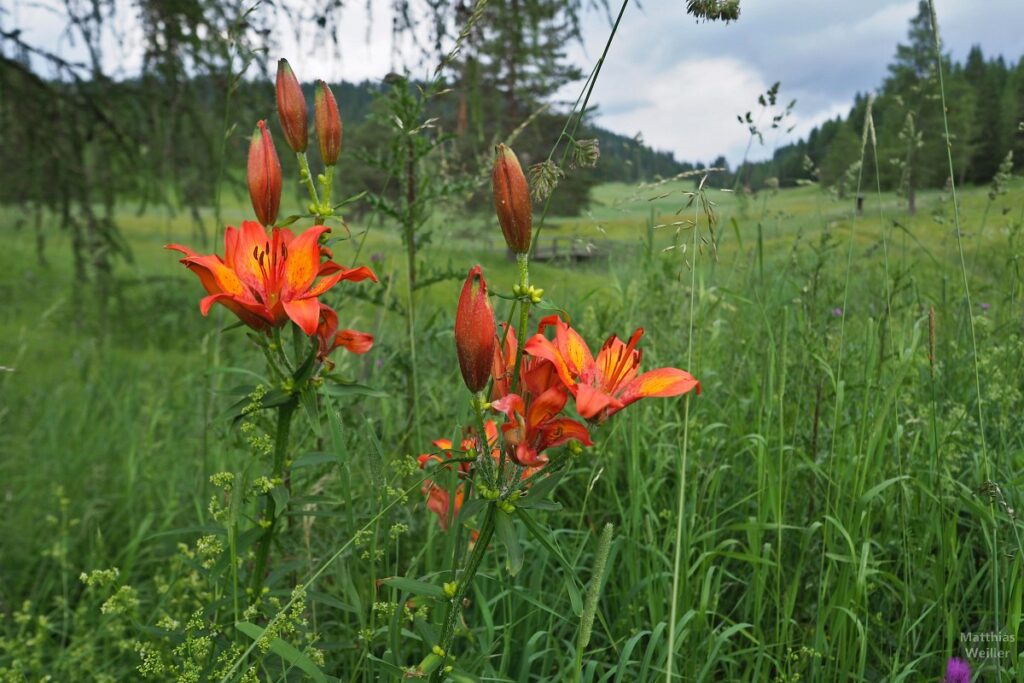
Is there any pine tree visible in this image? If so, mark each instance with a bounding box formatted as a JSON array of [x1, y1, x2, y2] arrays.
[[999, 59, 1024, 172], [881, 1, 944, 213], [963, 46, 1008, 183]]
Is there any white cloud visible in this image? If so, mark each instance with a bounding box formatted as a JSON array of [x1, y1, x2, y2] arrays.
[[563, 0, 1023, 165], [586, 57, 765, 163]]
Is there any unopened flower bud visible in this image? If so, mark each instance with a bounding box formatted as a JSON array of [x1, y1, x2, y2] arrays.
[[247, 120, 282, 227], [492, 144, 532, 253], [314, 80, 342, 166], [276, 59, 308, 153], [455, 265, 496, 393]]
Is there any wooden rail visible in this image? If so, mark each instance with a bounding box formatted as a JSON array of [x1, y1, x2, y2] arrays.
[[515, 236, 609, 263]]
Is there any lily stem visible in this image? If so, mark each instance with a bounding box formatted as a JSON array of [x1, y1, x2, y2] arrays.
[[472, 392, 499, 489], [430, 503, 497, 683], [297, 152, 324, 224], [250, 399, 297, 600], [510, 252, 531, 394], [320, 165, 335, 212]]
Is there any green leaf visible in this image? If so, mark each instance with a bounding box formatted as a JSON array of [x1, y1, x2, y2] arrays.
[[292, 340, 319, 385], [382, 577, 446, 599], [235, 622, 327, 683], [495, 509, 523, 576], [517, 507, 583, 613], [208, 367, 267, 383], [730, 216, 743, 251], [292, 452, 337, 469], [299, 386, 321, 438], [518, 469, 565, 504], [321, 380, 388, 399], [276, 214, 303, 227], [516, 498, 561, 511], [333, 190, 368, 209], [218, 388, 294, 422], [306, 590, 358, 614], [458, 498, 487, 521], [270, 486, 290, 517], [533, 298, 570, 319]]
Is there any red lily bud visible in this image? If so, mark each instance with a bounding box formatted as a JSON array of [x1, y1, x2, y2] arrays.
[[276, 59, 308, 153], [314, 80, 342, 166], [248, 120, 282, 227], [492, 144, 532, 253], [455, 265, 496, 393]]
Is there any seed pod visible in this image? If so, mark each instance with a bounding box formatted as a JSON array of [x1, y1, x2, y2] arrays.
[[492, 144, 532, 253], [276, 59, 308, 153], [455, 266, 496, 393], [314, 80, 342, 166], [247, 120, 282, 227]]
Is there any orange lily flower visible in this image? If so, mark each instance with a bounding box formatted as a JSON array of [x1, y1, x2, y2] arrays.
[[315, 304, 373, 365], [422, 481, 465, 531], [418, 419, 545, 530], [417, 421, 500, 476], [489, 321, 592, 465], [524, 314, 700, 422], [167, 221, 376, 335], [491, 389, 591, 466], [419, 421, 498, 531], [491, 322, 518, 400]]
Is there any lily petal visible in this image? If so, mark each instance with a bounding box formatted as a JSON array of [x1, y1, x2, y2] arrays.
[[177, 253, 247, 297], [281, 225, 330, 299], [305, 265, 379, 299], [491, 393, 526, 420], [527, 385, 568, 429], [223, 226, 239, 269], [198, 293, 273, 329], [618, 368, 701, 407], [538, 417, 593, 450], [231, 221, 273, 296], [554, 319, 593, 378], [334, 329, 374, 354], [513, 442, 545, 467], [524, 334, 577, 390], [282, 297, 322, 335], [574, 383, 620, 421]]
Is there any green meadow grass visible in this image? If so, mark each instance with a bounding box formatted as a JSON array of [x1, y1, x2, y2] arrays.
[[1, 177, 1023, 681]]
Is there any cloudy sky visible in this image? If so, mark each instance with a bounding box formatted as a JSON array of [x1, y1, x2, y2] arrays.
[[6, 0, 1023, 164]]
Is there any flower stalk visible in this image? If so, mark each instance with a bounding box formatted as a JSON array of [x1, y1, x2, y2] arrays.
[[296, 152, 325, 224], [511, 253, 531, 395], [249, 398, 297, 599], [429, 503, 497, 683], [471, 391, 499, 487]]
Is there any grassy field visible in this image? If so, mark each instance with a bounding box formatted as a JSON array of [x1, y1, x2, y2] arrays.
[[2, 175, 1023, 681]]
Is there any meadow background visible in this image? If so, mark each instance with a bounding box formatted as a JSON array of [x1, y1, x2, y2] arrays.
[[2, 0, 1024, 681]]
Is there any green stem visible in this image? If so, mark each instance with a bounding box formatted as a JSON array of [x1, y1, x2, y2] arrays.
[[404, 136, 421, 445], [430, 504, 497, 683], [297, 152, 324, 224], [472, 392, 499, 488], [250, 399, 297, 600], [666, 176, 702, 681], [320, 165, 335, 211], [511, 253, 531, 393]]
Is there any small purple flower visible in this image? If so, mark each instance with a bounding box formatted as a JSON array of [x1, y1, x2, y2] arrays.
[[370, 252, 384, 263], [979, 302, 991, 312], [945, 657, 970, 683], [831, 307, 843, 317]]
